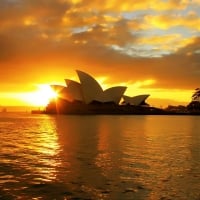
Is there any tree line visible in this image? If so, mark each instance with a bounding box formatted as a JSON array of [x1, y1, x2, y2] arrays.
[[187, 88, 200, 111]]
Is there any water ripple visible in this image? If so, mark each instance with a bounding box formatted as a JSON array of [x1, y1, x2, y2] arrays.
[[0, 114, 200, 199]]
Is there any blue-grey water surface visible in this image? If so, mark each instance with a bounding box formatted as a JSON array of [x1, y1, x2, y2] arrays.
[[0, 113, 200, 200]]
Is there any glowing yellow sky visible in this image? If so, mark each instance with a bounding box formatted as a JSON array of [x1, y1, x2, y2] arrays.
[[0, 0, 199, 108]]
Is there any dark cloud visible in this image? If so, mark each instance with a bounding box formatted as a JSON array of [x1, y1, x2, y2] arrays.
[[0, 0, 70, 27], [71, 19, 137, 46], [0, 0, 199, 96], [0, 29, 199, 90]]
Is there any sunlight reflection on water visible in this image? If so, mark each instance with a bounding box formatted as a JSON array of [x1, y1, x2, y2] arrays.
[[0, 113, 200, 199]]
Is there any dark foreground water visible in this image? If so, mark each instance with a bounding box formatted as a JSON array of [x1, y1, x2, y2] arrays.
[[0, 113, 199, 200]]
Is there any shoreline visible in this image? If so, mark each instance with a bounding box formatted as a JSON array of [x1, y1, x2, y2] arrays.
[[32, 105, 200, 116]]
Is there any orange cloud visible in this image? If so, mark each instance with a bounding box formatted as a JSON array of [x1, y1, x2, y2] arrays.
[[75, 0, 189, 11], [0, 0, 199, 107], [137, 35, 196, 52], [145, 12, 200, 30]]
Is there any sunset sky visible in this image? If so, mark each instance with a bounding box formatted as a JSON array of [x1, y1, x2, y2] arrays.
[[0, 0, 200, 108]]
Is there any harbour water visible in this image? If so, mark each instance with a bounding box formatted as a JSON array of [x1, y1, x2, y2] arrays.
[[0, 113, 200, 200]]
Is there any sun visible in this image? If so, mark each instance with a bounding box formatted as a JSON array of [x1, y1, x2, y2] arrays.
[[24, 84, 58, 107]]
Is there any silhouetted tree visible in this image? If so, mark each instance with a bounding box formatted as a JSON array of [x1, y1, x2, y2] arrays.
[[187, 88, 200, 111], [192, 88, 200, 101]]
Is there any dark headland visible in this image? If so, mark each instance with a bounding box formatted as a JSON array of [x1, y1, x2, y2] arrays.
[[32, 98, 200, 115], [32, 71, 200, 116]]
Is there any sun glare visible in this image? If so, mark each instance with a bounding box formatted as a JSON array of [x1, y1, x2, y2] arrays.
[[24, 85, 58, 107]]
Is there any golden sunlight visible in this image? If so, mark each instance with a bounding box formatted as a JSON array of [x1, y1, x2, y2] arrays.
[[23, 85, 58, 107]]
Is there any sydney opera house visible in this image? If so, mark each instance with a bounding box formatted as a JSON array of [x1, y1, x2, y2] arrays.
[[46, 70, 163, 114]]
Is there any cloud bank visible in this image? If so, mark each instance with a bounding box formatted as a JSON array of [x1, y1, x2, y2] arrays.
[[0, 0, 199, 98]]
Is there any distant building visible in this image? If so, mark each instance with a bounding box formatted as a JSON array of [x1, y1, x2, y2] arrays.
[[51, 70, 136, 105], [75, 70, 127, 104], [122, 95, 150, 106]]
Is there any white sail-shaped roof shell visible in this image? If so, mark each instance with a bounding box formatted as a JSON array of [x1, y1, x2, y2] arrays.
[[50, 85, 66, 92], [51, 70, 126, 104], [96, 86, 127, 104], [50, 85, 70, 100], [76, 70, 126, 104], [123, 94, 150, 105], [65, 79, 83, 101], [76, 70, 103, 104]]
